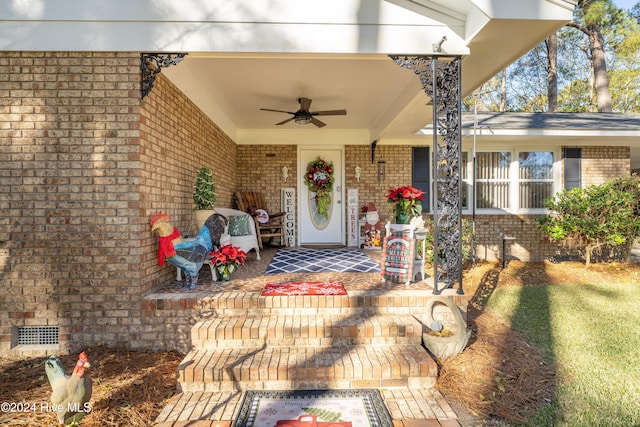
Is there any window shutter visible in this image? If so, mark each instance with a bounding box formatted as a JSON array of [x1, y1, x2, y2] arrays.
[[564, 148, 582, 190], [412, 147, 430, 212]]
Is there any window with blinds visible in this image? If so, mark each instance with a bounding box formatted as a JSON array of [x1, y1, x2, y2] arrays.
[[476, 152, 511, 209], [519, 151, 554, 209], [470, 150, 556, 212]]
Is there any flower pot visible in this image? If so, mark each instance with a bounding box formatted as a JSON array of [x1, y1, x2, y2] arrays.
[[422, 296, 471, 360], [395, 211, 411, 224], [195, 209, 216, 229], [216, 265, 232, 281]]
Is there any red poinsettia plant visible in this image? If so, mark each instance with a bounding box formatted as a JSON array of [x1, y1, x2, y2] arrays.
[[209, 244, 247, 270], [386, 185, 425, 224]]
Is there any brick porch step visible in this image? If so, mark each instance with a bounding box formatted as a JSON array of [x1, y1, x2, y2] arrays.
[[177, 344, 437, 392], [191, 313, 423, 348]]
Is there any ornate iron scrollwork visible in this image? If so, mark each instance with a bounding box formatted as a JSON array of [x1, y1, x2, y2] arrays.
[[140, 53, 187, 99], [390, 55, 463, 295]]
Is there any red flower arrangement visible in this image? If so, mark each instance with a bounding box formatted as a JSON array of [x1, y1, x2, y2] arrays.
[[386, 185, 425, 224], [209, 244, 247, 280]]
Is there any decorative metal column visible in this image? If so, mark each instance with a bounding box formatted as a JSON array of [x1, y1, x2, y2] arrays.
[[390, 56, 463, 295], [140, 53, 187, 99]]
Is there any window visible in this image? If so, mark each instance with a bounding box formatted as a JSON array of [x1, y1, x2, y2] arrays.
[[476, 152, 511, 209], [412, 147, 430, 212], [465, 148, 558, 213], [564, 148, 582, 190], [519, 151, 554, 209], [461, 151, 469, 210]]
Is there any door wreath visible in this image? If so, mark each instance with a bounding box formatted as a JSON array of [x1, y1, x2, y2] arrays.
[[304, 156, 334, 219]]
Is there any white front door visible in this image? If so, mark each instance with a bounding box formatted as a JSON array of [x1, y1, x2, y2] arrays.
[[299, 148, 344, 245]]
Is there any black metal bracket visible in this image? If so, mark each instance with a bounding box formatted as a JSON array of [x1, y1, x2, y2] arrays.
[[140, 52, 187, 99], [370, 140, 378, 163]]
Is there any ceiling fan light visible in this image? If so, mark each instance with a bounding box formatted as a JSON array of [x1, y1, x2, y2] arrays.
[[294, 114, 312, 125]]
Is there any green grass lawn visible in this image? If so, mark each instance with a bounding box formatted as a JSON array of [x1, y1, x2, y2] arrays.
[[486, 282, 640, 427]]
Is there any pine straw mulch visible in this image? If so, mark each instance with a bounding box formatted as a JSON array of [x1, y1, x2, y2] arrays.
[[0, 346, 183, 426], [436, 259, 640, 425], [1, 260, 638, 426]]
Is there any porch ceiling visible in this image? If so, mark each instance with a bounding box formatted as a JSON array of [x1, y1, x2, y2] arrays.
[[156, 1, 577, 145]]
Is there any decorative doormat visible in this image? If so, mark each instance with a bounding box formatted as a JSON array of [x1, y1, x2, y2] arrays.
[[234, 389, 393, 427], [265, 249, 381, 275], [261, 281, 346, 296]]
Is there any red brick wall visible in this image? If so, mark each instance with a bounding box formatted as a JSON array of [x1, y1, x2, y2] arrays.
[[344, 144, 413, 223], [0, 52, 143, 355], [0, 52, 237, 356], [235, 145, 296, 213], [582, 146, 630, 187]]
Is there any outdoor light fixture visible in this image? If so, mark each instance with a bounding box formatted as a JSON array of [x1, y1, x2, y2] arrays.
[[377, 161, 386, 182], [282, 165, 289, 181], [354, 165, 361, 181]]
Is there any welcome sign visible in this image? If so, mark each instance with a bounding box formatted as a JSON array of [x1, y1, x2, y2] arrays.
[[282, 187, 296, 247]]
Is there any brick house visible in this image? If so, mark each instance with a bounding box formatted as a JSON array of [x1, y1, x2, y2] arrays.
[[5, 0, 635, 357]]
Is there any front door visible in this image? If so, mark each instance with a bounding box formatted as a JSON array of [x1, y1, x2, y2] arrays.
[[299, 148, 344, 245]]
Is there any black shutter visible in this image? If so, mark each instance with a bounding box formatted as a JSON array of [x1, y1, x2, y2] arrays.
[[564, 148, 581, 190], [412, 147, 430, 212]]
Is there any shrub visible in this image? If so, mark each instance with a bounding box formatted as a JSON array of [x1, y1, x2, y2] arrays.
[[537, 175, 640, 266]]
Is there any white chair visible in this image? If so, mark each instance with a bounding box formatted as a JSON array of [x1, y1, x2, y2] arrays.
[[215, 207, 261, 260]]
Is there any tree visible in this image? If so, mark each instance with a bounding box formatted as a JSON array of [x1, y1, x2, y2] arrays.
[[538, 175, 640, 266], [465, 0, 640, 113], [546, 34, 559, 111]]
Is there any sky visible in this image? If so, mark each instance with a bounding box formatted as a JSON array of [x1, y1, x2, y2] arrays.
[[613, 0, 638, 10]]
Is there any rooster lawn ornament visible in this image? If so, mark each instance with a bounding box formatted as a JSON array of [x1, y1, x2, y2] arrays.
[[45, 351, 93, 427], [150, 211, 226, 290]]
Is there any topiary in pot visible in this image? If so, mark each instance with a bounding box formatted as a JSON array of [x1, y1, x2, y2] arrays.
[[193, 167, 217, 227]]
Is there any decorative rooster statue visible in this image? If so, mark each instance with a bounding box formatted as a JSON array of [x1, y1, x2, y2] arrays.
[[150, 211, 227, 289], [44, 351, 93, 427]]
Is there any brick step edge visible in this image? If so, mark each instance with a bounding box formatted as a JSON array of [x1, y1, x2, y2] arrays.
[[191, 313, 424, 348], [153, 388, 461, 426], [176, 344, 437, 391]]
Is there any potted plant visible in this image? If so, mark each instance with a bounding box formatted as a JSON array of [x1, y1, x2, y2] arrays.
[[193, 167, 217, 228], [209, 244, 247, 281], [386, 185, 425, 224]]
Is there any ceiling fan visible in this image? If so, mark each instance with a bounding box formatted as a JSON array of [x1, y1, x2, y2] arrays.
[[260, 97, 347, 128]]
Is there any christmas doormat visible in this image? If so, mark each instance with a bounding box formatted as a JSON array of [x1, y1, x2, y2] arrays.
[[234, 389, 393, 427], [265, 248, 380, 274], [261, 281, 346, 296]]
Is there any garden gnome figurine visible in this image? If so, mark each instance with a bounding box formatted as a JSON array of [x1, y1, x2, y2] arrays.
[[364, 202, 381, 248]]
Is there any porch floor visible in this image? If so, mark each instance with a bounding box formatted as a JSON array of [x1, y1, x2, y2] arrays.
[[149, 247, 464, 427]]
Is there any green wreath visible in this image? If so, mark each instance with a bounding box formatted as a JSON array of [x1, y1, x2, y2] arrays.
[[304, 157, 334, 219]]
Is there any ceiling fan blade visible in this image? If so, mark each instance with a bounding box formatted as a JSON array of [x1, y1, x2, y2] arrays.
[[276, 117, 295, 126], [298, 97, 312, 111], [312, 109, 347, 116], [311, 117, 326, 128], [260, 108, 295, 114]]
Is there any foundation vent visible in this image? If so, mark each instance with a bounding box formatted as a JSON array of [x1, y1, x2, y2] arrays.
[[16, 326, 59, 345]]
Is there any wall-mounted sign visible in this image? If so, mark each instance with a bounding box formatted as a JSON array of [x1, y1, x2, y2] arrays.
[[282, 188, 296, 247], [347, 188, 358, 247]]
